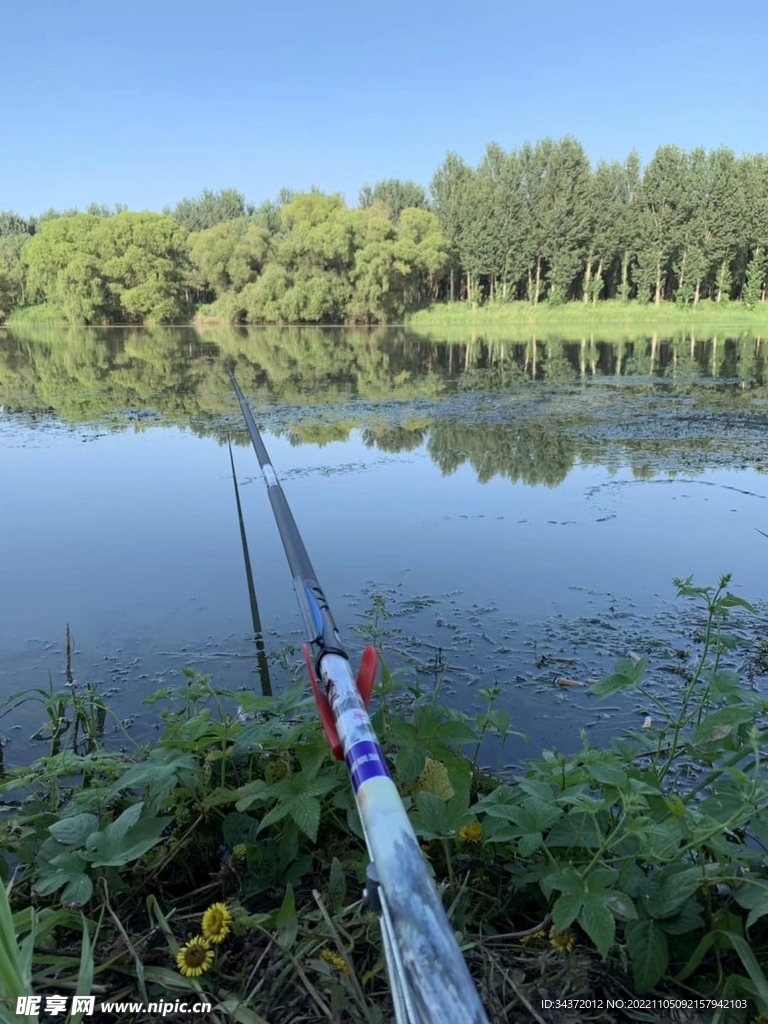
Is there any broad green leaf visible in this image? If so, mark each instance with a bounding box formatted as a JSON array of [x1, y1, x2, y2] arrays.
[[603, 892, 638, 922], [234, 778, 268, 811], [626, 918, 669, 992], [552, 892, 584, 930], [515, 796, 563, 834], [87, 815, 171, 867], [579, 895, 615, 957], [288, 794, 321, 842], [516, 779, 554, 802], [659, 900, 704, 935], [542, 867, 585, 899], [49, 813, 99, 847], [396, 745, 426, 783], [734, 880, 768, 930], [587, 763, 628, 789], [518, 832, 544, 856], [646, 867, 703, 919], [720, 594, 757, 614], [94, 801, 143, 848], [590, 657, 648, 699], [222, 812, 261, 848], [61, 874, 93, 906], [545, 812, 603, 849], [585, 868, 618, 893]]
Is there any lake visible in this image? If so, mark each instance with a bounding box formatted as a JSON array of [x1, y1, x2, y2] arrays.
[[1, 324, 767, 767]]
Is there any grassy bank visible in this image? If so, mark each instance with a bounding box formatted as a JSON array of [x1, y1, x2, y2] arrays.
[[2, 303, 66, 326], [1, 578, 768, 1022], [406, 299, 768, 333]]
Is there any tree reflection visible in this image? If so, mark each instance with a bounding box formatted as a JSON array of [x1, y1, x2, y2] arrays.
[[0, 325, 765, 487]]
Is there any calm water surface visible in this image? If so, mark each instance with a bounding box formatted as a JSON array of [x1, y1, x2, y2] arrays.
[[1, 325, 766, 762]]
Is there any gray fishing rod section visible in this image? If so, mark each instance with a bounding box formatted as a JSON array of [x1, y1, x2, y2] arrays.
[[227, 365, 347, 674]]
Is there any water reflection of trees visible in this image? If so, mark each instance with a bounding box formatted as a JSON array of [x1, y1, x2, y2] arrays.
[[1, 324, 765, 486], [427, 421, 578, 486]]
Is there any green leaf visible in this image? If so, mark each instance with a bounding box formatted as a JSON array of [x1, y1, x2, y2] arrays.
[[415, 792, 451, 838], [276, 884, 298, 950], [61, 874, 94, 906], [518, 832, 544, 856], [626, 919, 669, 992], [579, 895, 615, 957], [545, 812, 603, 849], [516, 779, 554, 802], [234, 778, 268, 811], [658, 900, 704, 935], [328, 857, 346, 912], [49, 813, 99, 847], [515, 796, 563, 834], [396, 745, 426, 783], [587, 763, 628, 789], [734, 880, 768, 929], [86, 815, 171, 867], [646, 867, 703, 919], [288, 794, 321, 843], [552, 892, 584, 930], [720, 593, 757, 614], [603, 892, 638, 922], [591, 657, 648, 699]]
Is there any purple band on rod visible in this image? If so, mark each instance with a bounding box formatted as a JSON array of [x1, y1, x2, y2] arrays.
[[345, 740, 390, 793]]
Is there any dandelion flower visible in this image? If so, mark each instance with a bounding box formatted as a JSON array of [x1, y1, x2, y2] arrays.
[[201, 902, 232, 944], [458, 821, 483, 844], [549, 925, 574, 953], [320, 948, 350, 975], [177, 936, 213, 977], [520, 929, 546, 946]]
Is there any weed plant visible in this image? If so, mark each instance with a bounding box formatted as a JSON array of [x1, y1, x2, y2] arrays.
[[0, 576, 767, 1023]]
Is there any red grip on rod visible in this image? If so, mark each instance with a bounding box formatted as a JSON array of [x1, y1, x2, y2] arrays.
[[304, 644, 379, 760]]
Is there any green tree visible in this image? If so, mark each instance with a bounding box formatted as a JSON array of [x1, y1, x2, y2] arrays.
[[358, 179, 428, 219], [635, 146, 688, 305], [97, 212, 190, 321], [188, 219, 271, 296], [25, 215, 109, 320], [430, 153, 473, 300], [167, 188, 247, 232]]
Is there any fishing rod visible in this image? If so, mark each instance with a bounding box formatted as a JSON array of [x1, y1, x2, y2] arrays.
[[227, 436, 272, 696], [226, 364, 489, 1024]]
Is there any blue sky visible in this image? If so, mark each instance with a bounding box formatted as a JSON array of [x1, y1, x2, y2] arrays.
[[2, 0, 767, 217]]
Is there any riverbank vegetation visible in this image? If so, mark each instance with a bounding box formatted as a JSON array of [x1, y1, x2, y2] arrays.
[[1, 578, 767, 1023], [2, 138, 768, 325]]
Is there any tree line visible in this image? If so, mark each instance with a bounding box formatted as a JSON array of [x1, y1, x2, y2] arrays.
[[1, 139, 768, 324]]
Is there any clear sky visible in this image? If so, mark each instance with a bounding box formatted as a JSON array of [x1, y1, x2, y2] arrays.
[[2, 0, 767, 218]]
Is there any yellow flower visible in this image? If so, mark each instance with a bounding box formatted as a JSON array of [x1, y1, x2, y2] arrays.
[[458, 821, 483, 844], [201, 902, 232, 944], [520, 929, 546, 946], [549, 925, 574, 953], [176, 936, 213, 977], [320, 948, 349, 975]]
